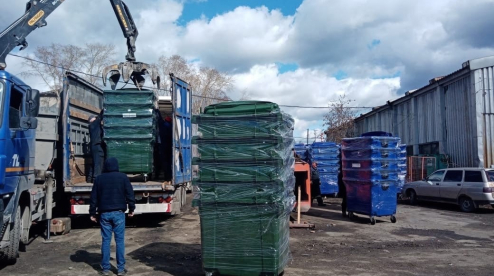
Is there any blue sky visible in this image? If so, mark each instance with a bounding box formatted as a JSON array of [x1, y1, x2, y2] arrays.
[[1, 0, 494, 140], [178, 0, 303, 25]]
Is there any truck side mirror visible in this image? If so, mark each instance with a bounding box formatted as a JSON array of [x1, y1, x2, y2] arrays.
[[20, 117, 38, 129], [26, 89, 40, 117]]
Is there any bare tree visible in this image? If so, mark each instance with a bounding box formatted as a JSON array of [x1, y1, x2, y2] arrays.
[[81, 43, 117, 85], [22, 43, 116, 91], [324, 95, 357, 143], [155, 55, 233, 114]]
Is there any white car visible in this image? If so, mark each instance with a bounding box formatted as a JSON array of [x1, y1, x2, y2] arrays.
[[402, 168, 494, 212]]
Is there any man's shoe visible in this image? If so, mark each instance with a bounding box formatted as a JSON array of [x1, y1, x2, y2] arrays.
[[318, 203, 327, 207], [99, 271, 110, 276], [118, 269, 128, 276]]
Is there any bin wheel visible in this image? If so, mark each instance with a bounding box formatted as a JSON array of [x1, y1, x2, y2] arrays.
[[390, 216, 397, 223], [348, 212, 355, 220], [370, 217, 376, 225]]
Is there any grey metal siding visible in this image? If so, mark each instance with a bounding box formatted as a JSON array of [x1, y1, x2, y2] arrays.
[[474, 66, 494, 167], [444, 75, 475, 167], [416, 89, 440, 144]]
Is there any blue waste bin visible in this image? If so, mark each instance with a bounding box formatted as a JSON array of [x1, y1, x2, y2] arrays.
[[342, 136, 400, 225]]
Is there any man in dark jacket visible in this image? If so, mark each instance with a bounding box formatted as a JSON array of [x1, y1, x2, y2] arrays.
[[310, 162, 326, 206], [88, 114, 104, 182], [89, 158, 135, 276]]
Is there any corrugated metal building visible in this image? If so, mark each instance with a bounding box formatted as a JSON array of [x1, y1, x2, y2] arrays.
[[355, 56, 494, 168]]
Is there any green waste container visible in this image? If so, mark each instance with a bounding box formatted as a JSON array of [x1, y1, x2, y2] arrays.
[[103, 89, 157, 175], [199, 201, 293, 276]]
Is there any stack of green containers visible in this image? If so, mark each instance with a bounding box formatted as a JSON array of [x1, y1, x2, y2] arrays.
[[103, 89, 157, 175], [192, 101, 295, 276]]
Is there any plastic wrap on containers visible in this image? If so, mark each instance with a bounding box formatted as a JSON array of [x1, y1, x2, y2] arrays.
[[319, 173, 339, 195], [341, 136, 399, 218], [341, 148, 400, 159], [342, 159, 399, 170], [193, 101, 294, 276], [103, 89, 156, 105], [310, 142, 340, 195], [294, 143, 309, 160], [193, 137, 294, 162], [397, 144, 407, 193], [194, 178, 295, 205], [199, 197, 294, 276], [341, 137, 400, 150], [103, 89, 157, 175], [103, 109, 154, 127], [193, 113, 294, 139], [105, 139, 153, 174], [343, 168, 399, 181], [311, 142, 340, 156], [344, 179, 397, 216], [193, 159, 295, 183]]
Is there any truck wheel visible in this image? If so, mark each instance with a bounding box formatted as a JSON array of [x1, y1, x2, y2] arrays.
[[1, 207, 21, 264]]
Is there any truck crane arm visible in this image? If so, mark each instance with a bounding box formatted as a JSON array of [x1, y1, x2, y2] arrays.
[[0, 0, 159, 90], [109, 0, 138, 62], [0, 0, 64, 70]]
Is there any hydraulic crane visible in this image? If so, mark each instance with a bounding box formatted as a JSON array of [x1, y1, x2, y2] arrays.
[[0, 0, 161, 263], [0, 0, 159, 89]]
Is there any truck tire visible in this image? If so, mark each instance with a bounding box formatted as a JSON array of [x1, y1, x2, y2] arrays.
[[1, 207, 21, 264]]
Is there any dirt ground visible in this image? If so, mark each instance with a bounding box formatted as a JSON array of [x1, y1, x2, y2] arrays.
[[1, 195, 494, 276]]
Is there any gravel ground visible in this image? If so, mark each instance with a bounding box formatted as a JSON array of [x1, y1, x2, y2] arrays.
[[1, 195, 494, 276]]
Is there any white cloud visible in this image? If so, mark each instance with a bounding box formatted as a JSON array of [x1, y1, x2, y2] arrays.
[[2, 0, 494, 141], [232, 64, 400, 139]]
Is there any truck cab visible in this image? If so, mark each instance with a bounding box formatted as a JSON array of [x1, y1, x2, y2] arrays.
[[0, 70, 40, 261]]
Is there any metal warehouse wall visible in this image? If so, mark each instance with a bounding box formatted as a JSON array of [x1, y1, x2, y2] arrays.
[[354, 57, 494, 168], [474, 65, 494, 168]]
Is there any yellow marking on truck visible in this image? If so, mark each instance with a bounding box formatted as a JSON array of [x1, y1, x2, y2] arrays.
[[6, 167, 33, 172], [116, 5, 128, 29], [28, 10, 45, 26]]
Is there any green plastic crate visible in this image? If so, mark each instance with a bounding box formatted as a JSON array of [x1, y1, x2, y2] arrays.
[[105, 139, 154, 174], [202, 101, 280, 116], [199, 202, 292, 276], [193, 137, 294, 162], [195, 180, 295, 205], [194, 113, 294, 139], [104, 126, 155, 139], [103, 89, 156, 105], [193, 160, 294, 183]]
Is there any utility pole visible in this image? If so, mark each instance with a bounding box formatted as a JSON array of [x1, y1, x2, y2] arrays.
[[306, 129, 309, 144]]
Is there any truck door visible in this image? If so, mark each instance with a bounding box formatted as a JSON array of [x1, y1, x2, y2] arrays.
[[171, 75, 192, 185], [5, 85, 35, 187]]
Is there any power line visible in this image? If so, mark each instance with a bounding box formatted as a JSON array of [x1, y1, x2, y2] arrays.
[[280, 104, 374, 109], [7, 53, 376, 109]]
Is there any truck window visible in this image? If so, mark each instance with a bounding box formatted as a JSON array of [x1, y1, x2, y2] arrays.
[[443, 170, 463, 182], [9, 87, 23, 129], [464, 171, 483, 182]]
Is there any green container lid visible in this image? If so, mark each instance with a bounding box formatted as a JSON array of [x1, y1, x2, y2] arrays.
[[202, 101, 280, 116]]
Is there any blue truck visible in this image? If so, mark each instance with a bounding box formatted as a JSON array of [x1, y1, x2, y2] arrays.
[[0, 0, 192, 263]]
